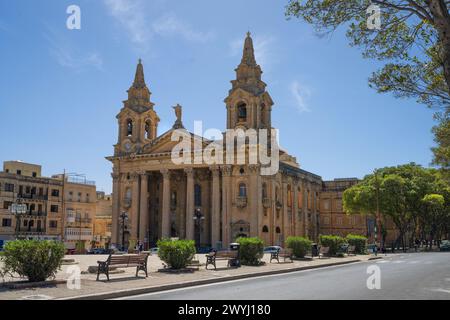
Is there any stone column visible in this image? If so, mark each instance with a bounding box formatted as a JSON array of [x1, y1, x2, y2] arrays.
[[304, 181, 309, 238], [282, 181, 288, 244], [210, 166, 221, 247], [130, 172, 140, 242], [221, 165, 232, 246], [249, 165, 260, 237], [139, 172, 149, 246], [161, 169, 171, 238], [185, 168, 195, 240], [293, 181, 299, 236], [111, 171, 121, 247]]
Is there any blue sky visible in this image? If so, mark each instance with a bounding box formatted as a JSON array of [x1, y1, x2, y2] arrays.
[[0, 0, 436, 193]]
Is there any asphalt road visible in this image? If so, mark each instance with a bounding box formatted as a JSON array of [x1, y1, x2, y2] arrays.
[[118, 252, 450, 300]]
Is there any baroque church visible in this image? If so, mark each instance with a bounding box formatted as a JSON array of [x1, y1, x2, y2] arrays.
[[107, 33, 330, 250]]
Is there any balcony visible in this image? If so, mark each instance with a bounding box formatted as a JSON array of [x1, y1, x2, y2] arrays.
[[262, 198, 271, 209], [18, 228, 46, 235], [23, 211, 47, 217], [275, 201, 283, 210], [75, 217, 92, 224], [235, 196, 247, 208]]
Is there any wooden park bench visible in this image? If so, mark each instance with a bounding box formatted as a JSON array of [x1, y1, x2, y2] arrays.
[[205, 250, 239, 270], [347, 245, 356, 256], [270, 248, 293, 263], [318, 246, 330, 259], [96, 253, 149, 281]]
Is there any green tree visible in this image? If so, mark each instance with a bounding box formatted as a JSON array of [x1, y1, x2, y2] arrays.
[[286, 0, 450, 109], [421, 194, 447, 244], [343, 163, 441, 250], [432, 112, 450, 179]]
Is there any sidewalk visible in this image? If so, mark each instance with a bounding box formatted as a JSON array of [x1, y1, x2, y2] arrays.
[[0, 253, 380, 300]]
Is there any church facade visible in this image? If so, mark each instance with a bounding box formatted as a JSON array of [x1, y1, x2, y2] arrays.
[[106, 33, 372, 250]]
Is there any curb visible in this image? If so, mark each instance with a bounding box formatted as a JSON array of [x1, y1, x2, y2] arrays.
[[60, 259, 365, 300]]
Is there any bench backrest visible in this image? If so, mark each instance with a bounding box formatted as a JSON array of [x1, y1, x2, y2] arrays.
[[320, 246, 330, 254], [278, 248, 293, 255], [108, 254, 148, 265], [215, 250, 238, 258]]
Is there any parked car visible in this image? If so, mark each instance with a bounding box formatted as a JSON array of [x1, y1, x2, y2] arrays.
[[440, 240, 450, 251], [88, 248, 110, 255], [197, 247, 213, 254], [264, 246, 282, 254], [66, 248, 76, 255]]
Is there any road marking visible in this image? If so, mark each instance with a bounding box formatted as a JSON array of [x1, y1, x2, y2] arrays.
[[113, 261, 367, 300], [376, 260, 389, 264], [427, 288, 450, 294], [393, 260, 405, 264]]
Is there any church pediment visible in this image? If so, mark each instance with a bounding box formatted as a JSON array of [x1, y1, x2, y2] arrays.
[[142, 128, 212, 155]]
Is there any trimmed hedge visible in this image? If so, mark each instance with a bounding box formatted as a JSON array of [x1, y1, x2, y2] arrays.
[[286, 236, 312, 258], [1, 240, 65, 282], [346, 234, 368, 254], [319, 235, 347, 256], [157, 239, 196, 269], [237, 237, 264, 266]]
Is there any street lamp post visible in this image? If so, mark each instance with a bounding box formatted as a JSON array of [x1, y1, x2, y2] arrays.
[[119, 212, 128, 251], [10, 199, 27, 239], [193, 208, 204, 251]]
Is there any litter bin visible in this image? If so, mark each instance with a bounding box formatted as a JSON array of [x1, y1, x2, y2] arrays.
[[229, 242, 241, 267], [311, 243, 319, 257]]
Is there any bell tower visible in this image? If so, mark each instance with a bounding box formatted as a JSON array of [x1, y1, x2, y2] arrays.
[[115, 59, 160, 155], [224, 32, 274, 130]]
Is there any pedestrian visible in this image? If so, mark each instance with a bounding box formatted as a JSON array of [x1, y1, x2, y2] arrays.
[[139, 242, 144, 253]]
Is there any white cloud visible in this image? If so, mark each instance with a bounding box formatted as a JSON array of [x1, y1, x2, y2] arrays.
[[103, 0, 214, 52], [230, 34, 275, 71], [44, 29, 103, 71], [103, 0, 151, 49], [153, 14, 214, 43], [290, 81, 312, 113]]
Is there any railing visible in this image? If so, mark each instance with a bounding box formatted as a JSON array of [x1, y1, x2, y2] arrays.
[[18, 228, 46, 234], [75, 217, 92, 224], [236, 196, 248, 208], [123, 198, 132, 208]]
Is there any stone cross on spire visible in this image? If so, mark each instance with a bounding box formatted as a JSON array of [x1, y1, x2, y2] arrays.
[[133, 58, 146, 88], [241, 31, 257, 66]]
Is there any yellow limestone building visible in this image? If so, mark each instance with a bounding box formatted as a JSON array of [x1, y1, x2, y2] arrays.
[[107, 33, 325, 250]]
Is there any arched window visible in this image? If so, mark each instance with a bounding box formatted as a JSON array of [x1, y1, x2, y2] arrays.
[[237, 103, 247, 122], [126, 119, 133, 137], [262, 183, 268, 199], [194, 184, 202, 207], [171, 191, 177, 207], [275, 186, 280, 202], [145, 120, 151, 139], [276, 227, 281, 234], [262, 225, 269, 233], [239, 183, 247, 197], [125, 188, 132, 200], [287, 185, 292, 208]]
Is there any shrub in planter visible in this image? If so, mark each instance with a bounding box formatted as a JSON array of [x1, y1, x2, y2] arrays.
[[1, 240, 65, 282], [286, 236, 312, 258], [237, 237, 264, 266], [319, 235, 347, 256], [157, 239, 196, 269], [346, 234, 368, 254]]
